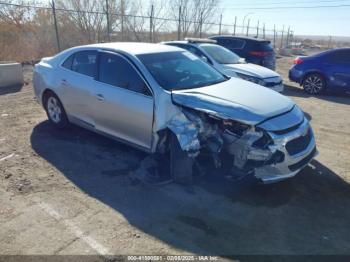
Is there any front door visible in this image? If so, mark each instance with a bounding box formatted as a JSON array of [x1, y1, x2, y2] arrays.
[[91, 51, 154, 150]]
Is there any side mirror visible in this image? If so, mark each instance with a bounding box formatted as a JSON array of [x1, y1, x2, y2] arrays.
[[239, 57, 246, 63], [200, 56, 208, 63]]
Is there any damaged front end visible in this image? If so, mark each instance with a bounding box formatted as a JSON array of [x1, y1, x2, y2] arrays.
[[164, 97, 317, 184]]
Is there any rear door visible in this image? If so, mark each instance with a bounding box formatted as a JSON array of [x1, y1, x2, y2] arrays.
[[92, 51, 154, 150], [324, 50, 350, 91], [59, 50, 98, 127]]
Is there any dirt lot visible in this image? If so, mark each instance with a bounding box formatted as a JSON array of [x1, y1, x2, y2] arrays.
[[0, 57, 350, 259]]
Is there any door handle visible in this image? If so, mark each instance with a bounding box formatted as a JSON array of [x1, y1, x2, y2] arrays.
[[61, 79, 68, 85], [96, 94, 105, 101]]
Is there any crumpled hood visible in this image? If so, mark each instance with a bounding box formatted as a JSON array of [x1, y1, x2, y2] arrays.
[[171, 78, 294, 125], [223, 63, 280, 79]]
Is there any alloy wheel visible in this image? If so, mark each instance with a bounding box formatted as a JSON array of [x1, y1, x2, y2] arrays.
[[303, 74, 324, 94], [47, 96, 62, 123]]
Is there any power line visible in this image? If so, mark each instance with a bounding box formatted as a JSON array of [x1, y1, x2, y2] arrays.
[[227, 0, 350, 7], [225, 4, 350, 10]]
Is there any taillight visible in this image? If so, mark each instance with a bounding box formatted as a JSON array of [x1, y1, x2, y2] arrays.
[[249, 51, 269, 57], [293, 57, 303, 65]]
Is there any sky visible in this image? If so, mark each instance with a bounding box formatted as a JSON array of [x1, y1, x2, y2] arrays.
[[219, 0, 350, 37], [38, 0, 350, 37]]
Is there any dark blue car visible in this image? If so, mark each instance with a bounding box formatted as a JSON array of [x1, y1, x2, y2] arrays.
[[289, 48, 350, 95], [209, 36, 276, 70]]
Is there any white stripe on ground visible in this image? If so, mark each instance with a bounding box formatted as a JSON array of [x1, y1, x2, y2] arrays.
[[38, 202, 109, 255], [0, 153, 14, 161]]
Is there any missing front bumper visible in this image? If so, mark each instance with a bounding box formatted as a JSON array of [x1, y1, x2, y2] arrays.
[[255, 146, 318, 184]]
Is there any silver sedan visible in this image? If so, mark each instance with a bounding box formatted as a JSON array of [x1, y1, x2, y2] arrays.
[[33, 42, 317, 184]]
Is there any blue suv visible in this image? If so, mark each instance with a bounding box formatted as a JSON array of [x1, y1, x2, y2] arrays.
[[289, 48, 350, 95]]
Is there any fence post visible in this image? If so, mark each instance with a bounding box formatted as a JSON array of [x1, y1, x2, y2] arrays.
[[263, 23, 265, 39], [280, 25, 285, 49], [219, 14, 222, 35], [178, 6, 181, 40], [256, 20, 259, 37], [121, 0, 124, 41], [286, 26, 290, 47], [273, 24, 276, 48], [150, 4, 154, 43], [233, 16, 237, 35], [51, 0, 61, 52], [199, 11, 203, 38], [105, 0, 111, 42], [246, 19, 250, 36]]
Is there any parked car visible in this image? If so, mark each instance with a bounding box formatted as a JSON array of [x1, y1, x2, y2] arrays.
[[289, 48, 350, 95], [209, 35, 276, 70], [163, 38, 283, 92], [33, 43, 317, 184]]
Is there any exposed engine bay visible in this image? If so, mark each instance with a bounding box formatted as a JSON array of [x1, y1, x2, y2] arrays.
[[163, 105, 317, 184]]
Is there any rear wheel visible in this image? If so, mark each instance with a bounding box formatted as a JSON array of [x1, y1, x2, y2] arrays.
[[44, 92, 68, 128], [302, 73, 326, 95]]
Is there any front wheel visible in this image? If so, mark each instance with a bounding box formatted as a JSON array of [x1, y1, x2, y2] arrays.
[[44, 92, 68, 128], [170, 132, 194, 185], [302, 73, 326, 95]]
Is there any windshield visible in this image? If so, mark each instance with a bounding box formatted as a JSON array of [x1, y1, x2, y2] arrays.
[[200, 44, 241, 64], [137, 51, 227, 90]]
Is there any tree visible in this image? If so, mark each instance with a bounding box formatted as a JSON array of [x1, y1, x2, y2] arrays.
[[169, 0, 220, 38]]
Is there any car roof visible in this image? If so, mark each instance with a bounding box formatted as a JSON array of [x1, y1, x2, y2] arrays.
[[162, 40, 217, 47], [72, 42, 183, 55], [209, 35, 270, 42], [312, 47, 350, 57]]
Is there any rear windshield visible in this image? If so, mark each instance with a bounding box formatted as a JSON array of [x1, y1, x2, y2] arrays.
[[137, 51, 227, 91], [253, 41, 273, 51]]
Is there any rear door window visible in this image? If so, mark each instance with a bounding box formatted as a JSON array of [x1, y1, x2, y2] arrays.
[[62, 54, 74, 69], [71, 50, 98, 77]]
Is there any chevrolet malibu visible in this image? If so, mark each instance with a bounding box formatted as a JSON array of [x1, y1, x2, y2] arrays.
[[33, 43, 317, 184]]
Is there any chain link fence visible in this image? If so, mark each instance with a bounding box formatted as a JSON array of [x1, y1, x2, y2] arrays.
[[0, 1, 294, 62]]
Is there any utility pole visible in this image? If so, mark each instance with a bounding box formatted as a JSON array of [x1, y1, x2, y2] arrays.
[[51, 0, 61, 52], [286, 26, 290, 47], [219, 14, 222, 35], [105, 0, 111, 42], [256, 20, 259, 37]]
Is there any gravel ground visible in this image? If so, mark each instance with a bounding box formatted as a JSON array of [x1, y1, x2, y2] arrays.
[[0, 57, 350, 259]]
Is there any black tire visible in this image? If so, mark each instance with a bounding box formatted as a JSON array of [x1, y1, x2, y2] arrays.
[[43, 91, 68, 128], [302, 73, 326, 95], [169, 132, 194, 185]]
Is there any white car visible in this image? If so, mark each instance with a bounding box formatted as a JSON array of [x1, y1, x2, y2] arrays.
[[163, 39, 284, 92]]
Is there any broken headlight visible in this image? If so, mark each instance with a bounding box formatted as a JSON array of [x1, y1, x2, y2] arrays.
[[236, 73, 266, 86], [222, 119, 250, 136]]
